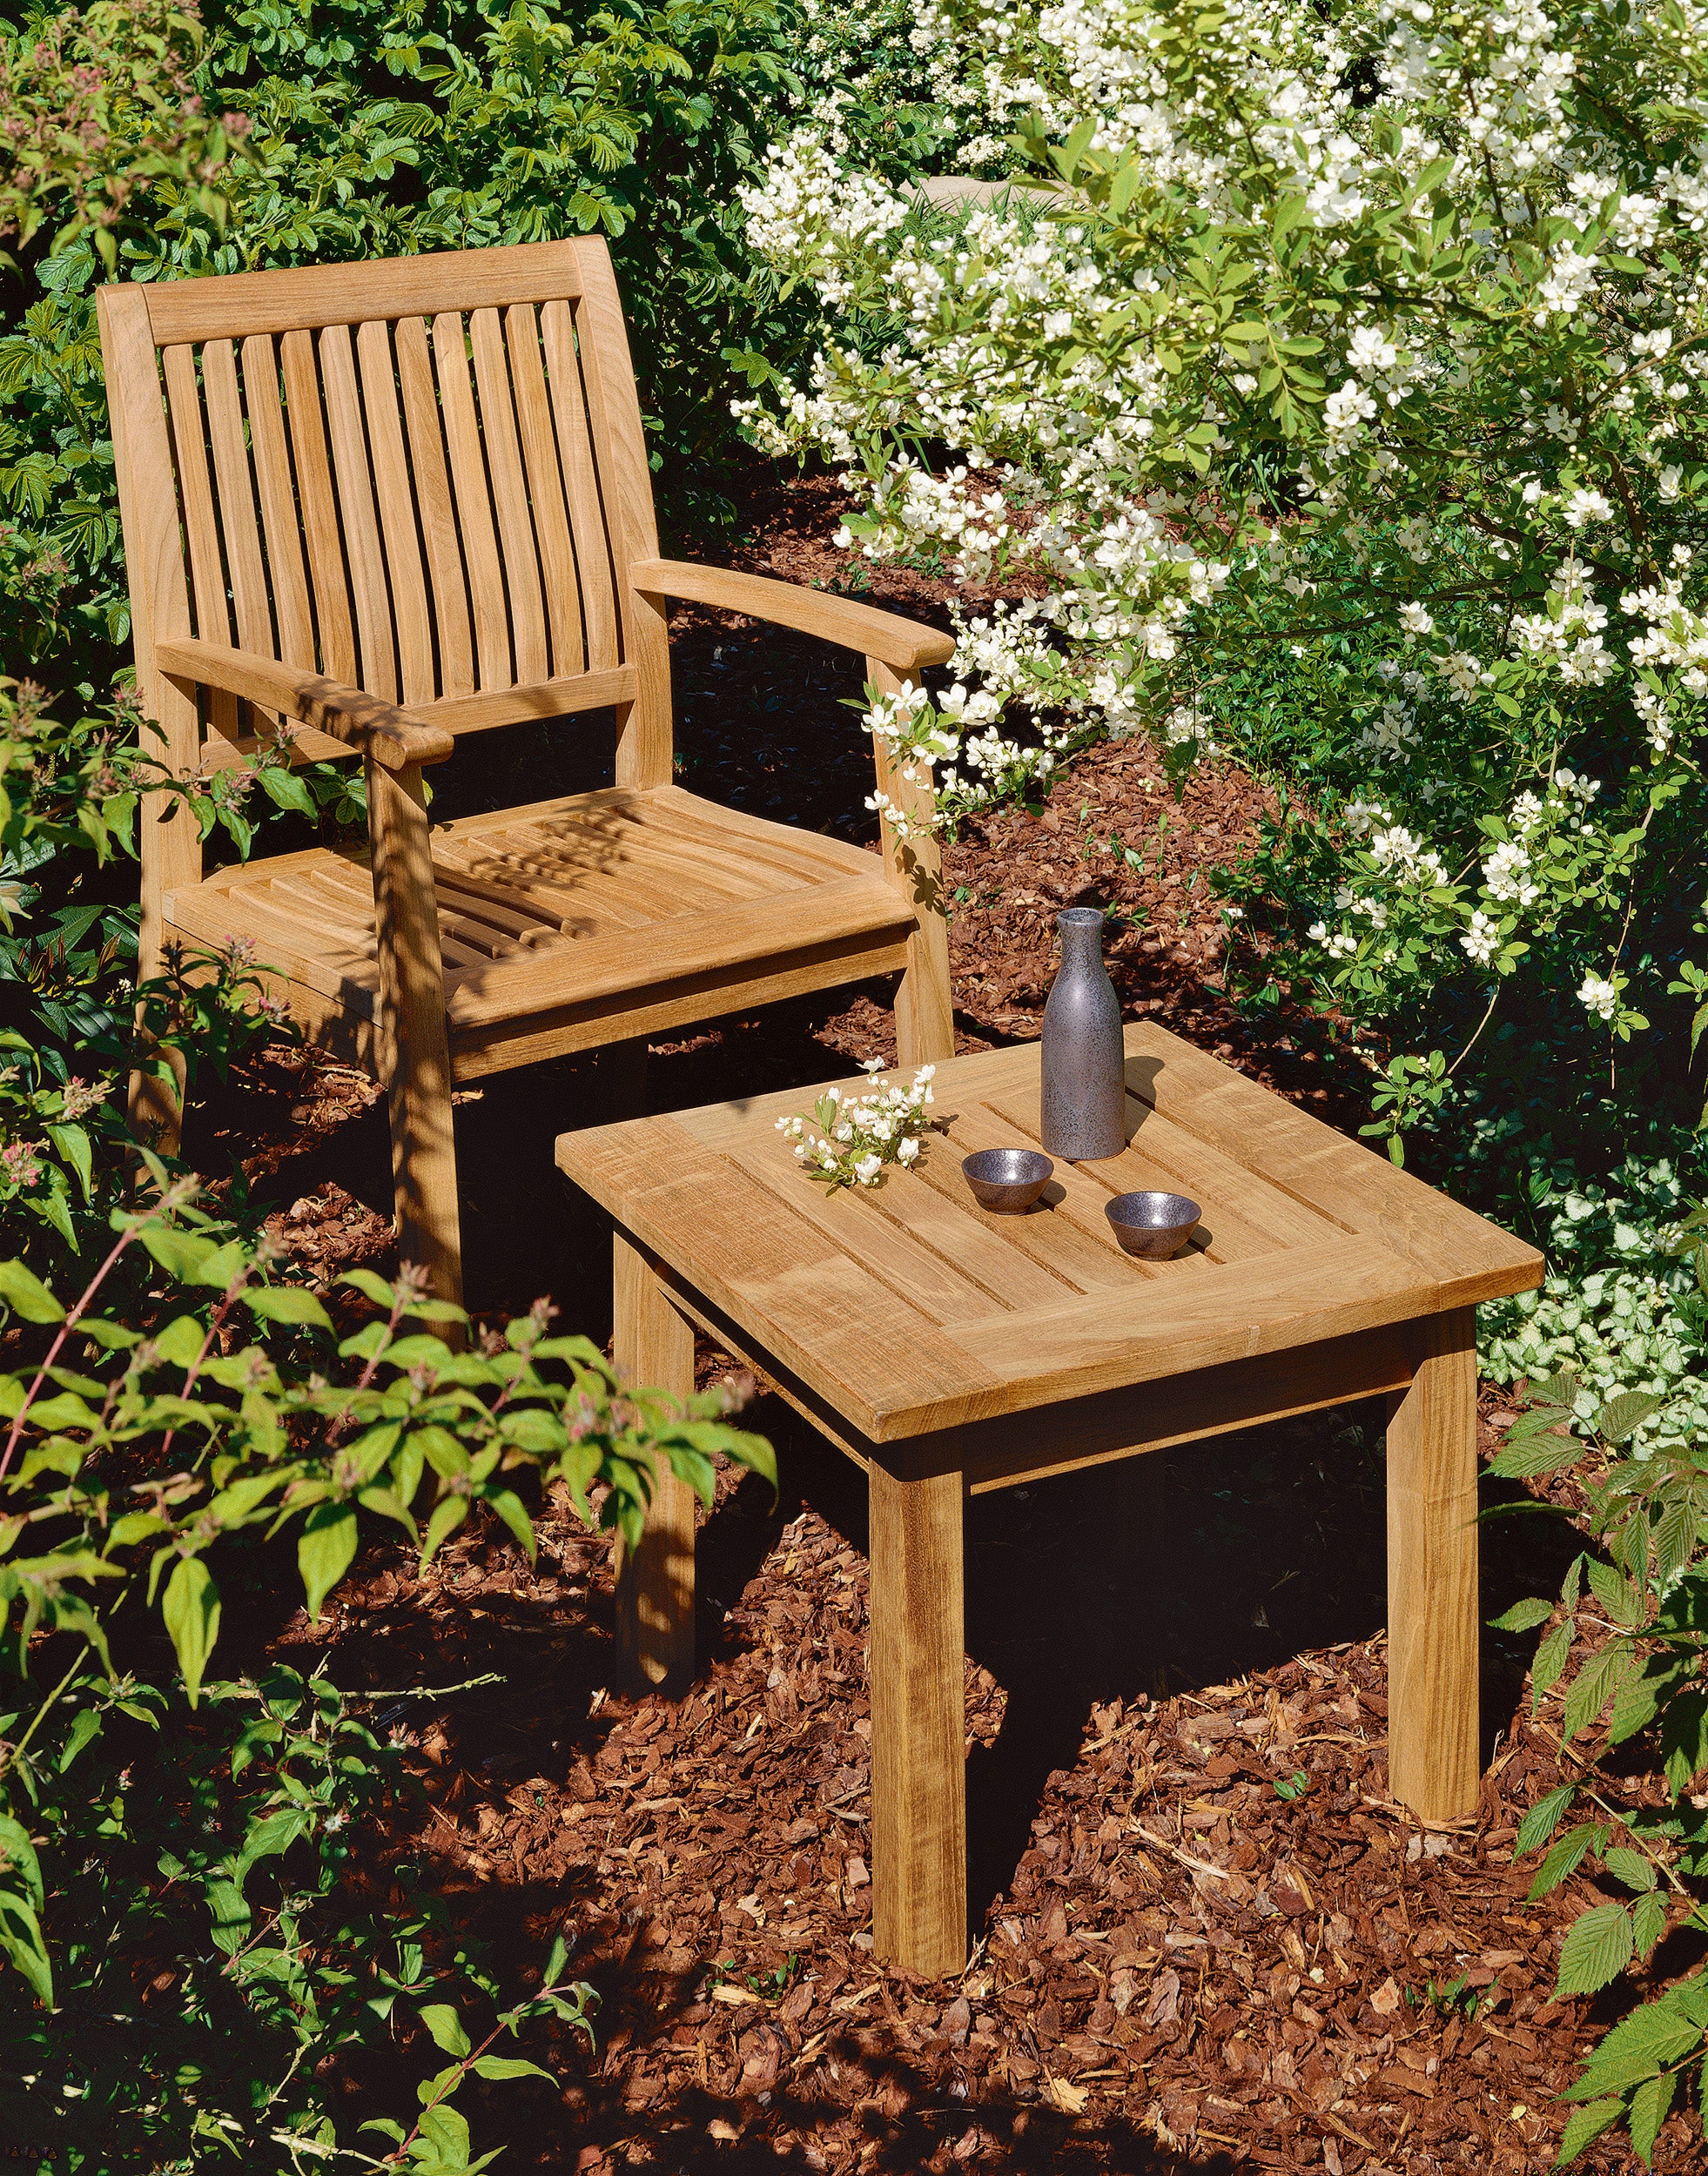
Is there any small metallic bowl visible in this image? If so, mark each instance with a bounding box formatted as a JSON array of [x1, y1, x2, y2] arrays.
[[962, 1147, 1054, 1214], [1105, 1189, 1201, 1259]]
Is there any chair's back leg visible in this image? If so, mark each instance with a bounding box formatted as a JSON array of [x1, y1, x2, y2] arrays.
[[367, 756, 464, 1310], [867, 658, 955, 1070]]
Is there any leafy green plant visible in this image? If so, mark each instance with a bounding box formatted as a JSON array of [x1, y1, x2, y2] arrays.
[[0, 1198, 774, 2166], [1486, 1357, 1708, 2165]]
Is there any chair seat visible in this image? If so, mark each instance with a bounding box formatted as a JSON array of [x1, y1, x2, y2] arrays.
[[165, 784, 918, 1079]]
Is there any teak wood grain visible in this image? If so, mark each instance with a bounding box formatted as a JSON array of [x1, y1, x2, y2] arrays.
[[565, 1037, 1542, 1973], [103, 238, 956, 1302]]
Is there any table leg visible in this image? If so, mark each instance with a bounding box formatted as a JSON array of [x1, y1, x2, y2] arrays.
[[869, 1450, 967, 1976], [1386, 1307, 1479, 1820], [613, 1232, 696, 1694]]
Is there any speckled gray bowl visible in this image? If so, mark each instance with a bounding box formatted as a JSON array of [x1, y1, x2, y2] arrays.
[[1105, 1189, 1201, 1259], [962, 1147, 1054, 1214]]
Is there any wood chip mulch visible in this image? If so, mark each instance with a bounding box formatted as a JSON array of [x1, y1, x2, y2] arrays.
[[266, 1374, 1692, 2176]]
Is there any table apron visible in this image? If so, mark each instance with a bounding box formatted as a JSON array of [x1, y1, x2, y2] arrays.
[[634, 1239, 1421, 1491]]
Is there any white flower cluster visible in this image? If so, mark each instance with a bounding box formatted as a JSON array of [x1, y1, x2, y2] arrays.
[[777, 1063, 938, 1190]]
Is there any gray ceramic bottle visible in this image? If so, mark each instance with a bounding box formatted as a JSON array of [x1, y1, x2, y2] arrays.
[[1039, 907, 1126, 1161]]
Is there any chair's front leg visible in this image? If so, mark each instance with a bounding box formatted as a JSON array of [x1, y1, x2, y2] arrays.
[[866, 657, 955, 1070], [367, 756, 463, 1312], [612, 1232, 697, 1693]]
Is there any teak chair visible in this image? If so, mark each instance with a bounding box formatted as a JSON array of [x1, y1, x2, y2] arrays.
[[98, 239, 956, 1302]]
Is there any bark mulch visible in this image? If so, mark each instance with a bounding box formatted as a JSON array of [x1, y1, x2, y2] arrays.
[[182, 469, 1699, 2169]]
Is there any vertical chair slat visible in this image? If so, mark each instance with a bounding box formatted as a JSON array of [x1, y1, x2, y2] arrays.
[[281, 328, 358, 686], [241, 334, 317, 671], [357, 318, 436, 707], [468, 305, 548, 685], [433, 311, 511, 690], [395, 314, 474, 701], [319, 322, 398, 702], [161, 344, 239, 741], [505, 304, 583, 680], [201, 339, 274, 672], [541, 298, 620, 674]]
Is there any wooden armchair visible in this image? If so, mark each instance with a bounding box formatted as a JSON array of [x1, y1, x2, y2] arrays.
[[98, 240, 955, 1303]]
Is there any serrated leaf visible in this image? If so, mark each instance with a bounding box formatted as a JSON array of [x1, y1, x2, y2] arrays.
[[1633, 1888, 1668, 1960], [1630, 2067, 1677, 2165], [1604, 1847, 1658, 1892], [1516, 1783, 1575, 1856], [1598, 1391, 1665, 1445], [1564, 1644, 1637, 1743], [1532, 1616, 1575, 1709], [1556, 2098, 1622, 2163], [1556, 1902, 1636, 1997], [1587, 1558, 1644, 1630], [1490, 1596, 1553, 1631], [1530, 1821, 1602, 1899]]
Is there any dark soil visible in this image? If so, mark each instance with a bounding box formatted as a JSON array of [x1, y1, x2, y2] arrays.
[[186, 472, 1694, 2172]]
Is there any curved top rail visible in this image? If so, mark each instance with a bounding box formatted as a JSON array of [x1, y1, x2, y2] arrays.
[[138, 239, 584, 346]]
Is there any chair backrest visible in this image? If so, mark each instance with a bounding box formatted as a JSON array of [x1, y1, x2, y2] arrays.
[[98, 238, 673, 920]]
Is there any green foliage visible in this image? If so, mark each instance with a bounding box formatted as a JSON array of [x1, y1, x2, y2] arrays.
[[0, 1211, 773, 2165], [1495, 1325, 1708, 2165]]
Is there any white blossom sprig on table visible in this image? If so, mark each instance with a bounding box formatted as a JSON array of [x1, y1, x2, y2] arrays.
[[775, 1059, 938, 1191]]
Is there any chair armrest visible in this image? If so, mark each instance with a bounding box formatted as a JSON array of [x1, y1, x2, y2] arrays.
[[155, 639, 456, 770], [629, 559, 956, 674]]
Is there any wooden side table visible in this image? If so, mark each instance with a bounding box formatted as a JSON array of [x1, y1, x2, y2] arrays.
[[555, 1027, 1543, 1977]]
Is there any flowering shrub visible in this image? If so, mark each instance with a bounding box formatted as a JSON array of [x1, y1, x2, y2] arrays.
[[777, 1058, 938, 1189], [735, 0, 1707, 1159]]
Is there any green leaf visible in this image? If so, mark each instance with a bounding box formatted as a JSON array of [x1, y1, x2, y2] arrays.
[[161, 1555, 221, 1706], [245, 1284, 333, 1332], [1556, 2099, 1623, 2163], [1604, 1847, 1659, 1893], [1532, 1617, 1574, 1709], [1564, 1644, 1637, 1742], [1587, 1559, 1644, 1630], [1556, 1902, 1636, 1998], [420, 2001, 471, 2058], [420, 1494, 467, 1567], [1633, 1888, 1668, 1960], [1489, 1597, 1553, 1631], [0, 1259, 64, 1324], [482, 1487, 535, 1560], [1630, 2067, 1677, 2166], [469, 2054, 554, 2082], [0, 1888, 51, 2005], [1530, 1821, 1602, 1899], [154, 1313, 206, 1369], [137, 1224, 216, 1283], [205, 1876, 252, 1958], [297, 1503, 358, 1622], [340, 1268, 400, 1307], [1598, 1391, 1665, 1445], [1516, 1784, 1575, 1856]]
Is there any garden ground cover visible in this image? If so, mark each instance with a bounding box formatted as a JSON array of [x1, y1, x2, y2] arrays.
[[165, 480, 1691, 2170]]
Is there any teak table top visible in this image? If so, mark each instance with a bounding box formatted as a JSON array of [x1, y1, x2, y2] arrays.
[[555, 1024, 1543, 1443]]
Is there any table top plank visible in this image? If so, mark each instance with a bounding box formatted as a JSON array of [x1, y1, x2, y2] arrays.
[[555, 1025, 1544, 1440]]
